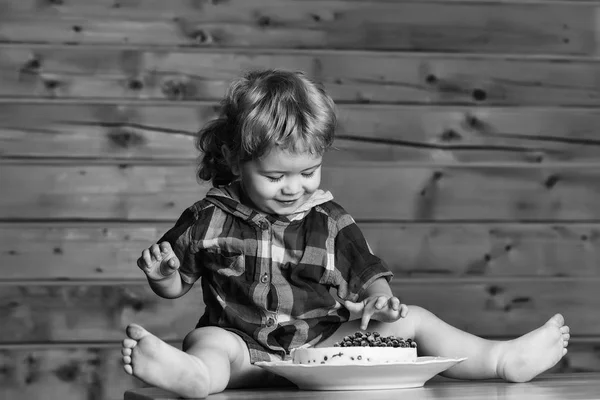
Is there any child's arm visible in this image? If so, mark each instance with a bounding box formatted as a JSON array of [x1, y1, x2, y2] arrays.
[[137, 241, 194, 299], [343, 277, 408, 330]]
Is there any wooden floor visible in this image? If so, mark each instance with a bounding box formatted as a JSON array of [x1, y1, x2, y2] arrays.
[[125, 373, 600, 400]]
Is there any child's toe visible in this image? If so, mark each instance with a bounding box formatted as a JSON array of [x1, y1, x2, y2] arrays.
[[123, 363, 133, 375], [548, 314, 565, 327], [126, 323, 150, 340]]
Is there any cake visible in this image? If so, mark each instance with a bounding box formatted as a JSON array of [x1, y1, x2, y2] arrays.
[[292, 331, 417, 365]]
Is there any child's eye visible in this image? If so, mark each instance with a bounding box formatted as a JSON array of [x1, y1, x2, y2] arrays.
[[302, 171, 315, 178], [266, 176, 283, 182]]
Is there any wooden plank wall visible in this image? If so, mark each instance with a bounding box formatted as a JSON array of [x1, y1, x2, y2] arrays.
[[1, 0, 600, 398]]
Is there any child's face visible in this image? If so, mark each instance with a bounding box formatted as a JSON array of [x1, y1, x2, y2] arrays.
[[237, 146, 323, 216]]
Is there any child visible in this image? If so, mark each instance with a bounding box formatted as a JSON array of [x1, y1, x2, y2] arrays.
[[122, 69, 570, 398]]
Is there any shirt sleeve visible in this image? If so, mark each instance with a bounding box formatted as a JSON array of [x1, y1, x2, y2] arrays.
[[332, 213, 393, 301], [157, 206, 202, 284]]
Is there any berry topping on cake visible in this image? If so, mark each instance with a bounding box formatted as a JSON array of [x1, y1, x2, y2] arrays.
[[333, 331, 417, 348]]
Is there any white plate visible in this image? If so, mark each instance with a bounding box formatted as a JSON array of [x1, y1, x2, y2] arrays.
[[255, 356, 467, 391]]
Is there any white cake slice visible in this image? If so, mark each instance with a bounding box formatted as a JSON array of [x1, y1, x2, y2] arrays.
[[291, 332, 418, 365], [292, 345, 417, 365]]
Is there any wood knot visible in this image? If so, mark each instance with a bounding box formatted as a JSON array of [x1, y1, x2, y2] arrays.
[[487, 285, 504, 295], [511, 296, 531, 304], [526, 152, 545, 163], [121, 290, 145, 311], [21, 57, 41, 74], [439, 129, 461, 142], [128, 78, 144, 90], [544, 174, 559, 189], [191, 29, 212, 44], [257, 15, 272, 27], [55, 362, 80, 382], [43, 77, 63, 94], [425, 74, 438, 84], [464, 114, 483, 129], [472, 88, 487, 102], [161, 77, 194, 100], [107, 129, 146, 149], [355, 93, 372, 104]]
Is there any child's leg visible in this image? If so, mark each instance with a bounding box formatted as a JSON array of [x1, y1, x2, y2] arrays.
[[320, 306, 570, 382], [121, 324, 289, 398]]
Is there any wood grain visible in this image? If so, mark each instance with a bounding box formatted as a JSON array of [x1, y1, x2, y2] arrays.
[[1, 280, 598, 342], [2, 46, 600, 105], [5, 102, 600, 164], [2, 222, 600, 280], [5, 163, 600, 221], [0, 345, 145, 400], [1, 2, 599, 397], [124, 373, 600, 400], [0, 1, 596, 54], [0, 283, 204, 343]]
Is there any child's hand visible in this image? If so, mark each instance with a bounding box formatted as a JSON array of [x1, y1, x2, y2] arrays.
[[344, 295, 408, 330], [137, 241, 181, 281]]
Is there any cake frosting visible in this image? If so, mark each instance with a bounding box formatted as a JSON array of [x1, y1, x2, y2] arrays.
[[292, 346, 417, 365], [291, 332, 418, 365]]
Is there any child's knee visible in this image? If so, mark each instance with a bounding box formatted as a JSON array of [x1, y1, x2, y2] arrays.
[[182, 326, 240, 354], [405, 304, 426, 318]]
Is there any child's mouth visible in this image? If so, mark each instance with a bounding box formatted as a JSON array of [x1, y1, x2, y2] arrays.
[[276, 198, 299, 206]]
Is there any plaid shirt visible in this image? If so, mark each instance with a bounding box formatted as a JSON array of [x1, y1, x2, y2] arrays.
[[159, 181, 392, 362]]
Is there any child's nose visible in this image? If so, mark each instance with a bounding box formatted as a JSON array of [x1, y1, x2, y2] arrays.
[[282, 178, 302, 195]]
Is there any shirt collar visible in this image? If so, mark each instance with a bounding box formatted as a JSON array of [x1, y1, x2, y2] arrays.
[[205, 181, 333, 222]]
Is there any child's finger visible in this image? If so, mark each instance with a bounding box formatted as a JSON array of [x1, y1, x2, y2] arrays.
[[343, 300, 365, 314], [400, 304, 409, 318], [374, 296, 387, 310], [343, 300, 367, 322], [159, 241, 172, 255], [140, 249, 153, 268], [389, 297, 401, 311], [167, 255, 181, 270], [159, 257, 179, 276], [150, 244, 163, 261], [360, 308, 374, 331]]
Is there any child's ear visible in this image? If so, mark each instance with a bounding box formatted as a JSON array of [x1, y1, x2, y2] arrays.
[[221, 145, 240, 176]]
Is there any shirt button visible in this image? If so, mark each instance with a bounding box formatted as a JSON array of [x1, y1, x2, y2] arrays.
[[266, 317, 275, 327], [260, 273, 269, 284], [260, 221, 269, 230]]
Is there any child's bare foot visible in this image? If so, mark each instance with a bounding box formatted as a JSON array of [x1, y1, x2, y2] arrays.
[[497, 314, 570, 382], [122, 324, 210, 398]]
